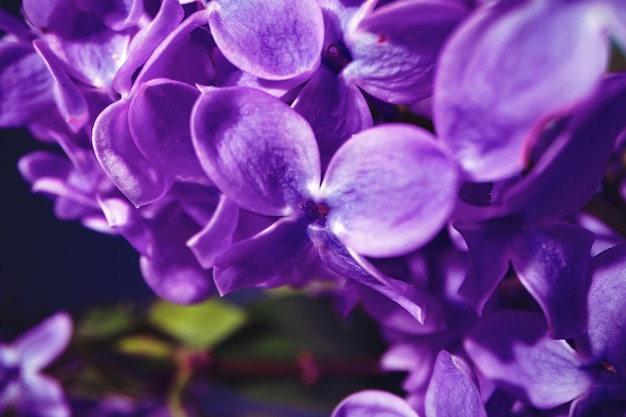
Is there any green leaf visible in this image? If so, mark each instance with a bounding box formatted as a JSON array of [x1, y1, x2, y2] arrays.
[[148, 299, 247, 349], [116, 334, 175, 359], [75, 306, 134, 340]]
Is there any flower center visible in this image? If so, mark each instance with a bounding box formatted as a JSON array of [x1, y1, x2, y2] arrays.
[[323, 43, 352, 74], [299, 199, 330, 227]]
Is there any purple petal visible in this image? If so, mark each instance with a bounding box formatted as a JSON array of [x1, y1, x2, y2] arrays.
[[32, 40, 88, 132], [18, 151, 71, 187], [140, 205, 213, 304], [503, 74, 626, 224], [309, 226, 426, 323], [570, 389, 626, 417], [99, 197, 151, 254], [425, 350, 487, 417], [75, 0, 143, 31], [134, 10, 215, 88], [15, 312, 72, 374], [0, 9, 32, 41], [18, 375, 70, 417], [213, 217, 316, 295], [332, 390, 418, 417], [359, 287, 444, 334], [0, 43, 56, 128], [320, 124, 459, 258], [465, 311, 591, 409], [434, 0, 609, 181], [43, 6, 131, 89], [22, 0, 64, 29], [576, 242, 626, 377], [113, 0, 184, 95], [19, 150, 103, 223], [207, 0, 323, 80], [292, 66, 373, 171], [211, 48, 304, 97], [511, 223, 594, 339], [455, 217, 519, 314], [343, 0, 467, 104], [93, 100, 172, 207], [187, 196, 240, 269], [165, 182, 222, 226], [191, 86, 321, 216], [128, 78, 208, 183]]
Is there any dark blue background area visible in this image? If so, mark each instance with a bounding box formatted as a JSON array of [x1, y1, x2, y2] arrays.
[[0, 130, 152, 337], [0, 2, 153, 338]]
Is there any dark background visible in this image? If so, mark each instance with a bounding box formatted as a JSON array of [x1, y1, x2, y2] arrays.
[[0, 0, 152, 335]]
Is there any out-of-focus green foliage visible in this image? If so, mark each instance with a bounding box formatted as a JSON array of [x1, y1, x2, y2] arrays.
[[148, 299, 247, 349], [116, 334, 176, 359], [75, 306, 135, 340]]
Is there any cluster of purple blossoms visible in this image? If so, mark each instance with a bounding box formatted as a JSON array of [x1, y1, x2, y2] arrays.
[[2, 0, 626, 415]]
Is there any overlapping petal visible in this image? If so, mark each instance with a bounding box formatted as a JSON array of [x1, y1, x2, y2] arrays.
[[75, 0, 143, 31], [576, 242, 626, 377], [128, 79, 208, 184], [435, 0, 609, 180], [187, 196, 240, 269], [344, 0, 468, 104], [93, 100, 172, 207], [320, 124, 459, 258], [43, 8, 131, 89], [22, 0, 64, 29], [510, 223, 594, 339], [0, 9, 32, 40], [503, 74, 626, 224], [455, 216, 519, 314], [207, 0, 324, 80], [133, 9, 215, 88], [113, 0, 184, 95], [292, 66, 372, 171], [0, 43, 55, 127], [140, 205, 213, 304], [424, 350, 486, 417], [191, 86, 321, 216], [309, 226, 426, 323], [33, 40, 88, 132], [213, 217, 316, 295], [332, 390, 418, 417], [465, 311, 591, 409]]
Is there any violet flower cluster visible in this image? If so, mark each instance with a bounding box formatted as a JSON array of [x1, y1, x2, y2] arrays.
[[2, 0, 626, 415]]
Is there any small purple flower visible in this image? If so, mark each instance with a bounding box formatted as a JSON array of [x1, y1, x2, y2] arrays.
[[434, 0, 611, 180], [465, 241, 626, 416], [190, 86, 459, 321], [453, 74, 626, 339], [331, 350, 486, 417], [0, 312, 72, 417]]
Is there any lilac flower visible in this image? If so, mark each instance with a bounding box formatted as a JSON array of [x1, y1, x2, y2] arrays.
[[331, 350, 486, 417], [0, 31, 56, 129], [434, 0, 612, 181], [453, 74, 626, 339], [99, 182, 225, 304], [207, 0, 467, 170], [18, 129, 119, 234], [0, 312, 72, 417], [190, 86, 459, 321], [465, 242, 626, 415], [376, 243, 478, 414]]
